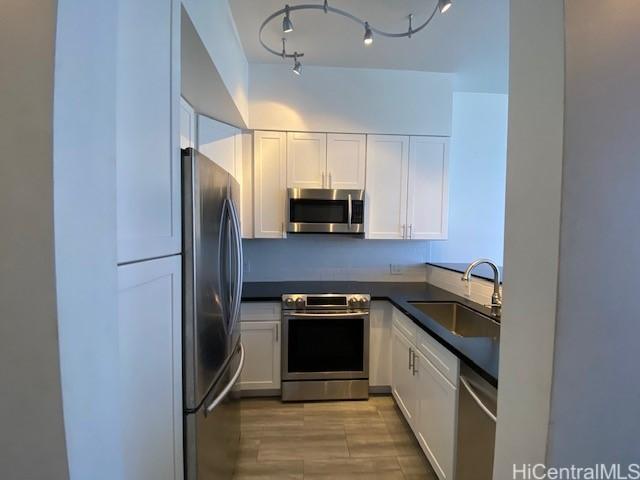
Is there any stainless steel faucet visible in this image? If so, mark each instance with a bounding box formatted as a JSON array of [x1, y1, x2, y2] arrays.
[[461, 259, 502, 318]]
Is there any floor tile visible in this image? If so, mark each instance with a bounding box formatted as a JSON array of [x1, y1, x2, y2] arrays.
[[233, 459, 304, 480]]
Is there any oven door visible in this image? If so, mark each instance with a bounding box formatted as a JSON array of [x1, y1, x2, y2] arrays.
[[287, 188, 365, 234], [282, 311, 370, 381]]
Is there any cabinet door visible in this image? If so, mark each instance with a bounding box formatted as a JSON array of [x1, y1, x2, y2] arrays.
[[116, 0, 180, 263], [254, 131, 287, 238], [118, 255, 182, 480], [180, 97, 195, 149], [407, 136, 449, 239], [239, 321, 281, 391], [414, 348, 457, 480], [287, 132, 327, 189], [365, 135, 410, 239], [369, 301, 392, 387], [326, 133, 366, 190], [197, 115, 240, 177], [391, 326, 417, 426]]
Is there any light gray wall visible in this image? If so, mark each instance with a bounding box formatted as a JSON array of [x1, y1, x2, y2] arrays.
[[243, 238, 430, 282], [546, 0, 640, 465], [53, 1, 123, 478], [0, 1, 69, 479], [429, 92, 508, 265], [493, 0, 566, 477]]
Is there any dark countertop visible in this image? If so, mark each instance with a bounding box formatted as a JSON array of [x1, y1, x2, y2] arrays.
[[242, 281, 499, 387], [426, 262, 504, 283]]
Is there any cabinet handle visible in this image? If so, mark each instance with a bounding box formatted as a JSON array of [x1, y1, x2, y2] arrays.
[[412, 351, 418, 376], [402, 224, 406, 239], [322, 172, 325, 188], [281, 222, 285, 239], [408, 224, 413, 239], [408, 347, 413, 370], [275, 323, 279, 342], [329, 172, 332, 188]]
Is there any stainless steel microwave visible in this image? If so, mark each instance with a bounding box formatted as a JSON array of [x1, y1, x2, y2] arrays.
[[287, 188, 365, 235]]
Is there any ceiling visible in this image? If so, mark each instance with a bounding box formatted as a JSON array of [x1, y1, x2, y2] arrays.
[[229, 0, 509, 93]]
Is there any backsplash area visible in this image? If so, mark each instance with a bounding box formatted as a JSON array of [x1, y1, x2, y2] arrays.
[[242, 237, 430, 282]]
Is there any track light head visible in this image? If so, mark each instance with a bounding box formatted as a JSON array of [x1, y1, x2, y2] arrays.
[[292, 53, 302, 75], [363, 22, 373, 45], [438, 0, 452, 13], [283, 5, 294, 33]]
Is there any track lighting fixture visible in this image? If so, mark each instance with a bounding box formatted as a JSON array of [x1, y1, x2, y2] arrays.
[[259, 1, 453, 75], [363, 22, 373, 46], [292, 53, 302, 75], [282, 5, 293, 33], [439, 0, 452, 13]]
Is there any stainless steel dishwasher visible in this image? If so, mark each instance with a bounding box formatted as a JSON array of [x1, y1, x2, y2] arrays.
[[455, 364, 498, 480]]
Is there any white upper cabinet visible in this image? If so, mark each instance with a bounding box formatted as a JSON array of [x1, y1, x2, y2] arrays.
[[365, 135, 410, 239], [180, 97, 196, 149], [116, 0, 180, 263], [326, 133, 366, 190], [287, 132, 327, 189], [407, 136, 449, 239], [254, 131, 287, 238], [197, 115, 240, 179]]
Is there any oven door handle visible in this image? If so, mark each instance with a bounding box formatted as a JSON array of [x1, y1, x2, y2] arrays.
[[285, 312, 367, 320]]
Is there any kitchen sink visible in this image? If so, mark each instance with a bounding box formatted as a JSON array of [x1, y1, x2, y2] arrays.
[[408, 302, 500, 339]]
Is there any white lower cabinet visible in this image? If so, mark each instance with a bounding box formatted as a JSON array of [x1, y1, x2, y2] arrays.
[[369, 301, 392, 387], [391, 325, 418, 424], [117, 255, 182, 480], [391, 307, 459, 480], [239, 303, 282, 392]]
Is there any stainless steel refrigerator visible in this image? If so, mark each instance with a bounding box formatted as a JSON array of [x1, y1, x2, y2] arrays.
[[182, 148, 244, 480]]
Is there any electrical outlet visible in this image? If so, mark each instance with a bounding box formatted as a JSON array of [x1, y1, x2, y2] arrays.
[[389, 264, 403, 275]]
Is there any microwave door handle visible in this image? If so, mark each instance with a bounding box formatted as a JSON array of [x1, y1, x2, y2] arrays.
[[347, 193, 352, 229]]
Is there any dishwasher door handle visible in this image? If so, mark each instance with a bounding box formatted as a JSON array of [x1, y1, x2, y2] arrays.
[[460, 375, 497, 423]]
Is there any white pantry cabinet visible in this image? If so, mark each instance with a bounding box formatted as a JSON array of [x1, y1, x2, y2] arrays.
[[116, 0, 180, 263], [407, 136, 449, 239], [117, 255, 182, 480], [327, 133, 366, 190], [239, 303, 282, 392], [254, 131, 287, 238], [365, 135, 410, 239], [391, 307, 458, 480], [366, 135, 449, 240], [369, 301, 392, 387], [287, 132, 327, 189]]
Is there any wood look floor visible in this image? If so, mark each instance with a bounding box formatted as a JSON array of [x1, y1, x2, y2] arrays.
[[234, 395, 438, 480]]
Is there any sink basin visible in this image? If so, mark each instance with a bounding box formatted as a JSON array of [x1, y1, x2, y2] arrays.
[[408, 302, 500, 339]]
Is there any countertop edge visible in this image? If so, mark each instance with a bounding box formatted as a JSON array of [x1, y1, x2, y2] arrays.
[[242, 287, 499, 388]]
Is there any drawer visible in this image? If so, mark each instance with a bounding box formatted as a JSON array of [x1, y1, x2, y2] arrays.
[[240, 302, 281, 322], [415, 328, 459, 386], [392, 308, 417, 344]]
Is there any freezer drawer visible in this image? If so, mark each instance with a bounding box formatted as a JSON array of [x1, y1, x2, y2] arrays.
[[185, 342, 244, 480]]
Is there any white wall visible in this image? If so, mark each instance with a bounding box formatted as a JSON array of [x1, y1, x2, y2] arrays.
[[546, 0, 640, 465], [0, 2, 69, 478], [249, 63, 453, 136], [182, 0, 249, 125], [429, 92, 508, 264], [53, 1, 123, 479], [492, 1, 565, 477], [243, 238, 429, 282]]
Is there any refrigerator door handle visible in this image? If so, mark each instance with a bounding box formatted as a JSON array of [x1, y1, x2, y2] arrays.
[[205, 343, 245, 415], [228, 199, 243, 334]]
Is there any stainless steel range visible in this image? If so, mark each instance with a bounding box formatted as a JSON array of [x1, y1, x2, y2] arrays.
[[281, 294, 370, 401]]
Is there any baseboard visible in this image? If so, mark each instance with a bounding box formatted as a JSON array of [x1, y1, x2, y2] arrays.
[[369, 385, 391, 394], [239, 388, 281, 398]]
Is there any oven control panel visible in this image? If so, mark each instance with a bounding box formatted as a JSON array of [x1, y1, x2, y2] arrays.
[[282, 294, 370, 311]]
